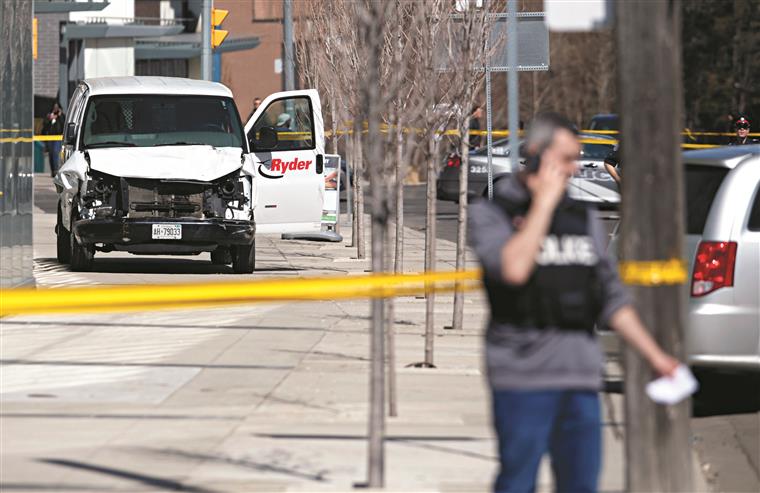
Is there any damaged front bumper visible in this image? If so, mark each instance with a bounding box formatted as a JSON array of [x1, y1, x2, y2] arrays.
[[72, 217, 255, 250]]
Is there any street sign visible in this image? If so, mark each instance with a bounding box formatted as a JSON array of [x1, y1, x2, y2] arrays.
[[434, 13, 549, 71], [545, 0, 612, 32], [282, 154, 343, 243]]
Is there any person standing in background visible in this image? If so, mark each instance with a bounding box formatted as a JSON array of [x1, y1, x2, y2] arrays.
[[41, 102, 64, 177], [469, 105, 484, 149], [247, 97, 262, 121]]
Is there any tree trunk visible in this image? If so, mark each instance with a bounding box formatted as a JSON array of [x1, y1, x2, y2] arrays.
[[394, 125, 405, 274], [330, 95, 339, 155], [363, 2, 386, 486], [354, 123, 366, 259], [452, 117, 470, 330], [617, 1, 692, 491], [347, 133, 358, 248], [386, 245, 398, 417], [424, 133, 438, 367]]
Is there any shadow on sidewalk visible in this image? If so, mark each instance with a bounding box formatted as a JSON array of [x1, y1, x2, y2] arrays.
[[139, 448, 328, 482], [38, 458, 217, 493], [2, 320, 359, 334], [1, 358, 293, 371]]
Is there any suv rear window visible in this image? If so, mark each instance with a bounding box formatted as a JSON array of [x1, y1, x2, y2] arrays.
[[685, 165, 729, 234], [748, 186, 760, 232]]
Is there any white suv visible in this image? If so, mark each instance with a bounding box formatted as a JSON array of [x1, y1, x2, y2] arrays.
[[55, 76, 325, 273]]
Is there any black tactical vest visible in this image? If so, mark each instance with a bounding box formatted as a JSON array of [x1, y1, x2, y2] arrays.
[[484, 196, 603, 333]]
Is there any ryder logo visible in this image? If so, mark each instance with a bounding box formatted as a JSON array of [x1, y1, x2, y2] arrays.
[[258, 158, 313, 179]]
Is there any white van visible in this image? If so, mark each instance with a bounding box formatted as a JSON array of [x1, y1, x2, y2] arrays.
[[54, 76, 325, 273]]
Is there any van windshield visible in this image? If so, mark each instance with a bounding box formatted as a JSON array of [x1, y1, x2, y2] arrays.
[[81, 95, 244, 150], [685, 165, 728, 235]]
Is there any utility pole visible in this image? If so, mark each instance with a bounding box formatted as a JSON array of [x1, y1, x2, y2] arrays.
[[283, 0, 295, 91], [617, 1, 693, 491], [201, 0, 211, 81], [507, 0, 519, 172]]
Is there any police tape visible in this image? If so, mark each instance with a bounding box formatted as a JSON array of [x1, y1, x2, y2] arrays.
[[618, 258, 688, 286], [0, 270, 483, 317], [33, 135, 63, 142]]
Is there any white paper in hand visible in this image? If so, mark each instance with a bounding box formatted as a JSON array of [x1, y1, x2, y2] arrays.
[[645, 364, 699, 405]]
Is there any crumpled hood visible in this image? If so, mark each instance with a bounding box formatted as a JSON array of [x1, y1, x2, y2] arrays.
[[87, 145, 244, 181]]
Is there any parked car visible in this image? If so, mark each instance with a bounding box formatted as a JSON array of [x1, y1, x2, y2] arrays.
[[437, 133, 620, 208], [604, 145, 760, 372], [55, 76, 326, 273]]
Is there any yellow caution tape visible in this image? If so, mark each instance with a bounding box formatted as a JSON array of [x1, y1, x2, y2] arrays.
[[0, 137, 35, 143], [0, 269, 483, 317], [618, 259, 688, 286], [34, 135, 63, 142]]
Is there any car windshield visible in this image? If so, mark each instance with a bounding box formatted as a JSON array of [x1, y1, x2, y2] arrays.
[[580, 142, 615, 159], [589, 116, 618, 131], [81, 95, 244, 149]]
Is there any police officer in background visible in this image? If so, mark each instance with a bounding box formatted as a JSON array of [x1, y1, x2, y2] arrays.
[[469, 113, 679, 493], [729, 115, 758, 146]]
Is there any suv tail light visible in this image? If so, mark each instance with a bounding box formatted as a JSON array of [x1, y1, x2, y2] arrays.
[[446, 155, 461, 167], [691, 241, 737, 297]]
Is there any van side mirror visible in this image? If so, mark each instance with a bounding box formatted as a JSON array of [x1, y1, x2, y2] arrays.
[[316, 154, 324, 174], [249, 126, 278, 151], [64, 123, 77, 145]]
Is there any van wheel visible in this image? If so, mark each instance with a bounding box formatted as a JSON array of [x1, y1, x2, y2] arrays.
[[211, 247, 232, 265], [232, 242, 255, 274], [56, 204, 71, 264], [69, 211, 94, 272]]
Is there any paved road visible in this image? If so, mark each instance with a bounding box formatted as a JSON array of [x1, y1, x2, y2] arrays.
[[27, 174, 760, 492], [397, 184, 619, 245]]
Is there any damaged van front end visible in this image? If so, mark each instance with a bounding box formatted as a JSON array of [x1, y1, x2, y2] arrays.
[[55, 145, 256, 272]]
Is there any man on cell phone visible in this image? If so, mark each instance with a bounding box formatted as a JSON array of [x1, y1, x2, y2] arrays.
[[468, 113, 680, 493]]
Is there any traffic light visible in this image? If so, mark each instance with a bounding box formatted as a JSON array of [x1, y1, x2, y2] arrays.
[[211, 8, 228, 49]]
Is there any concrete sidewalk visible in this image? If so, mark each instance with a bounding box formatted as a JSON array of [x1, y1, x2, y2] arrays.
[[1, 202, 711, 492]]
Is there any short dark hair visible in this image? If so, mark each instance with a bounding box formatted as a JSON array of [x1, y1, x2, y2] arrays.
[[526, 113, 578, 151], [524, 113, 578, 173]]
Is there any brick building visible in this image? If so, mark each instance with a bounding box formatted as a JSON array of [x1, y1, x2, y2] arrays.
[[32, 0, 291, 121]]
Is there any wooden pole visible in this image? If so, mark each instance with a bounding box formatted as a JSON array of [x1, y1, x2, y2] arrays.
[[617, 1, 693, 491]]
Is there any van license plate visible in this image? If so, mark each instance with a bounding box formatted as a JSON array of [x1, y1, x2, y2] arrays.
[[152, 224, 182, 240]]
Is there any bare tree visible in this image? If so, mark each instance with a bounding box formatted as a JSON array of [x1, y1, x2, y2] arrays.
[[356, 0, 394, 485], [448, 4, 494, 331], [296, 0, 367, 258]]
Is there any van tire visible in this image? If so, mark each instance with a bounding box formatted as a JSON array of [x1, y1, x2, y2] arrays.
[[211, 247, 232, 265], [69, 210, 94, 272], [56, 204, 71, 264], [232, 242, 255, 274]]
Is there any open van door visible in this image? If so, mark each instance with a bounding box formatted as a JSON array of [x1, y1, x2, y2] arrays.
[[245, 89, 325, 233]]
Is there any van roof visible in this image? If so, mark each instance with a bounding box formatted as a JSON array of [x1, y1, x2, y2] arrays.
[[82, 76, 233, 98]]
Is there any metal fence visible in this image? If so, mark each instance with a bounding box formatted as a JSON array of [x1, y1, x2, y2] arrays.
[[0, 0, 34, 288]]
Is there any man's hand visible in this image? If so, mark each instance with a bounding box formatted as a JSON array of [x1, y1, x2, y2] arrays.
[[526, 150, 570, 211], [649, 351, 680, 378]]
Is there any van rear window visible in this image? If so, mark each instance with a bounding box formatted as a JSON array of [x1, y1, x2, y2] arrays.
[[685, 165, 729, 234]]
